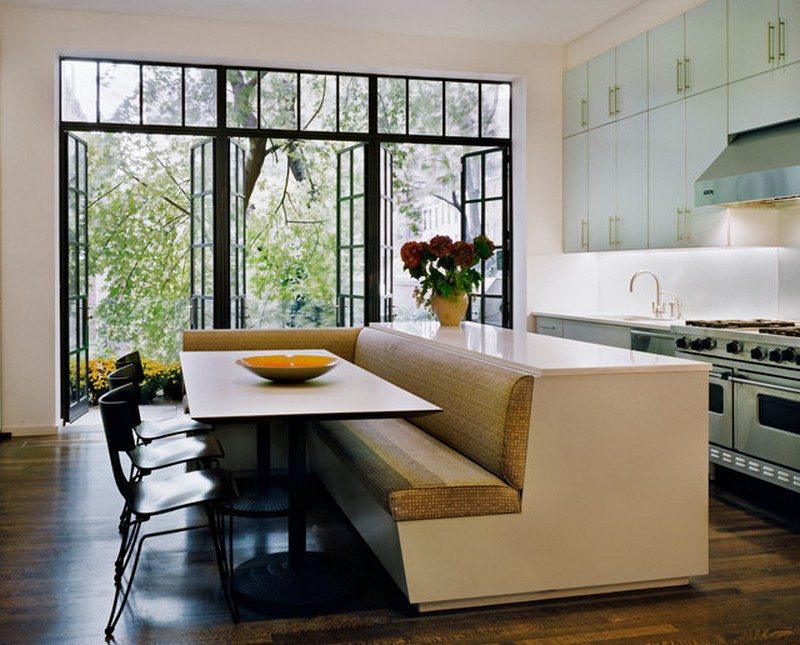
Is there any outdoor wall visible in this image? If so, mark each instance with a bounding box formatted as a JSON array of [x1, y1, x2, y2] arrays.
[[530, 0, 800, 322], [0, 6, 563, 434]]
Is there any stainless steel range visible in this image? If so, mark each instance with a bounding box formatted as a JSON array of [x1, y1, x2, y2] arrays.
[[672, 319, 800, 493]]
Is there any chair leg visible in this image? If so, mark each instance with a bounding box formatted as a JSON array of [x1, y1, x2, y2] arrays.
[[206, 504, 239, 622], [106, 523, 147, 637], [115, 521, 142, 587]]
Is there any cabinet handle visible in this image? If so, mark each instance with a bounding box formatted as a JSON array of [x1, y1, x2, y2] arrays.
[[676, 207, 683, 241], [608, 86, 614, 117], [768, 22, 776, 62], [614, 85, 620, 114], [615, 216, 621, 246], [608, 216, 614, 246], [779, 19, 786, 61], [683, 58, 690, 90], [684, 208, 691, 241], [580, 97, 587, 126], [676, 59, 683, 93], [581, 218, 588, 249]]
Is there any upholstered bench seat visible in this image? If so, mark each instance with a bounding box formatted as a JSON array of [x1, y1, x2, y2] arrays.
[[314, 418, 521, 521]]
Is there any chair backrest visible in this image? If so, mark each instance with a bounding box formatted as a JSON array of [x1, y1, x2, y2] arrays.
[[99, 384, 139, 499], [106, 365, 143, 426], [116, 350, 145, 384]]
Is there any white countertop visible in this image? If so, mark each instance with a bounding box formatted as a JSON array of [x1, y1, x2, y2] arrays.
[[371, 321, 709, 377], [532, 310, 678, 331]]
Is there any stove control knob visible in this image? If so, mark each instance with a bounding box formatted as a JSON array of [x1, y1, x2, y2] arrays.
[[700, 337, 717, 350], [690, 338, 703, 351], [750, 346, 766, 361], [726, 340, 743, 354], [782, 348, 797, 362], [675, 337, 690, 350], [769, 348, 784, 363]]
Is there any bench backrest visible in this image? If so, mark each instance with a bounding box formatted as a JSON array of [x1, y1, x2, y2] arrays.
[[355, 328, 534, 490], [182, 327, 362, 362]]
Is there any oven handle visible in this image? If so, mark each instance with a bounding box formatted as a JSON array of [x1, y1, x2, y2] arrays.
[[708, 372, 729, 380], [729, 375, 800, 396], [629, 329, 675, 340]]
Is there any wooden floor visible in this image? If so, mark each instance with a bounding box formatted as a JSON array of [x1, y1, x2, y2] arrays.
[[1, 430, 799, 644]]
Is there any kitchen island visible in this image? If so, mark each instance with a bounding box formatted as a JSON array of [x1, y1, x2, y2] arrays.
[[365, 321, 710, 607]]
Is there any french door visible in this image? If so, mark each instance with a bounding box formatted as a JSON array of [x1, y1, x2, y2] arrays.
[[189, 138, 214, 329], [60, 133, 90, 421], [335, 144, 366, 327], [461, 147, 511, 327]]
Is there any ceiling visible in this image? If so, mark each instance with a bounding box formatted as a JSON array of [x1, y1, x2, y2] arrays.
[[0, 0, 644, 45]]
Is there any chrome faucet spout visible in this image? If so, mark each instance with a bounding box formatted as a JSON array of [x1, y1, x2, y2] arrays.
[[629, 270, 665, 318]]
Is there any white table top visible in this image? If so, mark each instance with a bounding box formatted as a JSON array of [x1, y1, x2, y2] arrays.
[[371, 321, 709, 377], [181, 349, 441, 423]]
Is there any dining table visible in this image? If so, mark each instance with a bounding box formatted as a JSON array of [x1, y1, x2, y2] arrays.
[[180, 348, 440, 608]]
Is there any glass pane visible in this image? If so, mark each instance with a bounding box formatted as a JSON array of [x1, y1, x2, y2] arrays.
[[352, 197, 364, 245], [204, 248, 214, 296], [193, 249, 202, 291], [192, 151, 202, 194], [352, 247, 364, 296], [352, 145, 364, 195], [260, 71, 297, 129], [339, 76, 368, 133], [408, 79, 443, 136], [99, 62, 140, 124], [481, 83, 511, 138], [483, 296, 503, 326], [67, 139, 77, 187], [185, 67, 217, 127], [378, 77, 406, 134], [78, 194, 87, 243], [342, 299, 352, 327], [339, 250, 351, 295], [61, 60, 97, 122], [485, 151, 503, 198], [353, 298, 364, 326], [227, 69, 258, 128], [340, 197, 351, 245], [465, 155, 482, 200], [709, 384, 724, 414], [485, 200, 503, 243], [300, 74, 336, 131], [142, 65, 182, 125], [78, 246, 87, 296], [68, 247, 77, 295], [445, 82, 479, 137], [203, 195, 214, 243], [68, 192, 77, 244], [203, 142, 214, 189], [204, 300, 214, 328], [192, 197, 202, 243], [465, 202, 482, 240], [339, 152, 351, 198], [69, 301, 78, 350]]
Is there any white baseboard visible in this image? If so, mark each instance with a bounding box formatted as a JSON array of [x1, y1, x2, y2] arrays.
[[4, 425, 59, 437]]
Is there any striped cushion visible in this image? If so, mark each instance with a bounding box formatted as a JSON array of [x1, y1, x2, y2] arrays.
[[314, 418, 521, 521], [182, 327, 362, 362], [355, 328, 534, 490]]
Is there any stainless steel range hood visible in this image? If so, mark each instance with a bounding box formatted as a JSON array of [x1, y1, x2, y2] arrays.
[[695, 120, 800, 207]]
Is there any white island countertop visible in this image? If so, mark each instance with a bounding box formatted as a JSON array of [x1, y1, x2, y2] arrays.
[[371, 321, 709, 377]]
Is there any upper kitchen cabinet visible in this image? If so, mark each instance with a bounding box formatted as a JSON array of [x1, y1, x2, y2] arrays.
[[563, 63, 588, 137], [729, 0, 800, 83], [729, 59, 800, 133], [684, 0, 728, 96], [648, 101, 686, 248], [587, 123, 616, 250], [587, 35, 647, 129], [649, 0, 727, 109], [563, 133, 588, 252], [614, 112, 648, 250]]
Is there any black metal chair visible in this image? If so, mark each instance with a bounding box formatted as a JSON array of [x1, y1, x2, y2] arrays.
[[108, 362, 211, 443], [99, 384, 239, 636]]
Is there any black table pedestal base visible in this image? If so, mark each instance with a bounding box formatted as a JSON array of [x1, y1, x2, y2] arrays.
[[233, 552, 356, 607], [229, 484, 289, 517]]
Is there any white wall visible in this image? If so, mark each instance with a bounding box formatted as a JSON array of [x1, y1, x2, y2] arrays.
[[0, 6, 563, 434], [530, 0, 800, 322]]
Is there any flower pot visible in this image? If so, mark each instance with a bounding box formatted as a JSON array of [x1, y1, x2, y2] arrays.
[[431, 293, 468, 326]]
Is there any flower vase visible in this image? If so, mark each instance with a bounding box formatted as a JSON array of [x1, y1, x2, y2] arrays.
[[431, 293, 468, 326]]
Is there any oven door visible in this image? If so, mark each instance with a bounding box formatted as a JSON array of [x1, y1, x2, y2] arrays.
[[709, 368, 733, 447], [731, 369, 800, 470]]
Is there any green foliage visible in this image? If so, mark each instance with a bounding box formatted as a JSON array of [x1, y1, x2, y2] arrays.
[[86, 357, 182, 404]]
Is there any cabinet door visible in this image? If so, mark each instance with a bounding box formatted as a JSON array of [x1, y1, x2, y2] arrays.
[[562, 320, 630, 348], [563, 63, 587, 137], [729, 61, 800, 133], [587, 123, 616, 251], [563, 133, 588, 252], [685, 0, 728, 96], [729, 0, 778, 82], [779, 0, 800, 67], [587, 49, 617, 128], [615, 34, 648, 117], [648, 101, 686, 248], [648, 14, 686, 109], [615, 113, 648, 250], [535, 316, 564, 337], [685, 86, 729, 247]]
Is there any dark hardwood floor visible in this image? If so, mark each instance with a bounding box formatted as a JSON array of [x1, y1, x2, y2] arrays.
[[1, 429, 799, 643]]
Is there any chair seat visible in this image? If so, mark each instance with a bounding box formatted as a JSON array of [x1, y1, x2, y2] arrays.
[[130, 469, 236, 517], [135, 416, 211, 442], [128, 435, 223, 471]]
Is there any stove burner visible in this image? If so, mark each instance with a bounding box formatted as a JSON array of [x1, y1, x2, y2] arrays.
[[685, 319, 797, 329], [758, 327, 800, 337]]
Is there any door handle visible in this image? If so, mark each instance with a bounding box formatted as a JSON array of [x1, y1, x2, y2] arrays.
[[580, 98, 587, 126], [676, 207, 683, 241], [614, 85, 620, 114], [768, 22, 776, 63], [608, 86, 614, 117], [580, 218, 588, 249], [608, 216, 614, 246], [779, 19, 786, 61], [614, 216, 621, 246], [683, 58, 690, 91], [676, 59, 683, 93], [684, 208, 691, 240]]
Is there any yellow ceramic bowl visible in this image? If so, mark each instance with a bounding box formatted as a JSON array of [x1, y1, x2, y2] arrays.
[[236, 354, 339, 383]]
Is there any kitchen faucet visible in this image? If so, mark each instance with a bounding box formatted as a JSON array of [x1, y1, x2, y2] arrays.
[[629, 270, 668, 318]]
